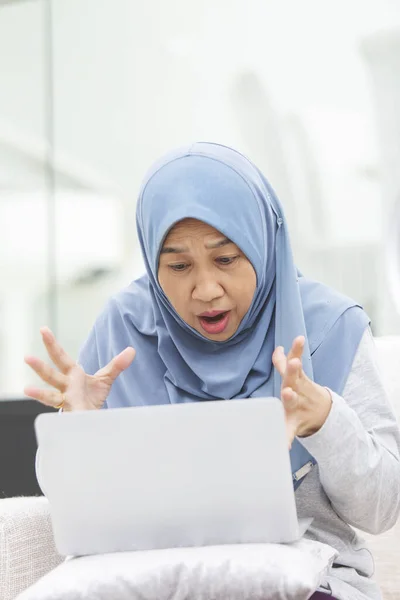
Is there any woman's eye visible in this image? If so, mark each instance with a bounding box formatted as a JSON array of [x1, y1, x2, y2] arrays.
[[169, 263, 188, 272], [216, 256, 238, 266]]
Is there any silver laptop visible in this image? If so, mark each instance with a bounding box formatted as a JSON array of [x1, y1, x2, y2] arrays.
[[35, 397, 311, 556]]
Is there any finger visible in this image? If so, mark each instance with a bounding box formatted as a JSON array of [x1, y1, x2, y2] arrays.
[[272, 346, 287, 376], [24, 385, 63, 409], [287, 336, 305, 361], [283, 391, 300, 448], [95, 347, 136, 383], [40, 327, 75, 374], [281, 386, 299, 412], [24, 355, 68, 391], [281, 357, 302, 393], [284, 356, 302, 386], [285, 415, 297, 450]]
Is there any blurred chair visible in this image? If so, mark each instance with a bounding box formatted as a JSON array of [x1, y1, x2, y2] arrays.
[[0, 400, 55, 499]]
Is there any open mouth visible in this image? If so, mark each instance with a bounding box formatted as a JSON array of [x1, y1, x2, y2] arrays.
[[201, 312, 228, 323], [198, 311, 231, 335]]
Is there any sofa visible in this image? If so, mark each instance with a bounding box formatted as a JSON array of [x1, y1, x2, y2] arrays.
[[1, 336, 399, 600]]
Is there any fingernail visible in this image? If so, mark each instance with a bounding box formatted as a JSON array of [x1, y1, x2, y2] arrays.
[[40, 326, 52, 337]]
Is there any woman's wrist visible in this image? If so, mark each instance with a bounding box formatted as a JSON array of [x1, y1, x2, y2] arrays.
[[299, 385, 333, 438]]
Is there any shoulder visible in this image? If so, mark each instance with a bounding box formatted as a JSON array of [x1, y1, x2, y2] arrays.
[[96, 274, 156, 335], [78, 274, 156, 373], [298, 276, 361, 316], [298, 276, 369, 353], [347, 327, 383, 386]]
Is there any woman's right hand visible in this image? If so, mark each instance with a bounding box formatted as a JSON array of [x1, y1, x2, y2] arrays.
[[24, 327, 136, 411]]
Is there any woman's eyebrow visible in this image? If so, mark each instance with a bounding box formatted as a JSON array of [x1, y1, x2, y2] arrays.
[[205, 238, 232, 249], [160, 246, 185, 255], [160, 237, 232, 254]]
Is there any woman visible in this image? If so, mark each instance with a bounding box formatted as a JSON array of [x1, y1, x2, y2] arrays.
[[25, 142, 400, 600]]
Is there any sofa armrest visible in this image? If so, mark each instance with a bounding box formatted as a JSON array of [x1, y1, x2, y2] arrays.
[[0, 496, 64, 600]]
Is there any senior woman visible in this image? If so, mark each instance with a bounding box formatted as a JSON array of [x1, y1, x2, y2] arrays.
[[25, 143, 400, 600]]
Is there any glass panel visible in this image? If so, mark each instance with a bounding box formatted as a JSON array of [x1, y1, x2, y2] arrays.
[[0, 0, 49, 398], [47, 0, 143, 360]]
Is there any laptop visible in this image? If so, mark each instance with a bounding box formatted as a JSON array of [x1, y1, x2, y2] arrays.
[[34, 397, 312, 556]]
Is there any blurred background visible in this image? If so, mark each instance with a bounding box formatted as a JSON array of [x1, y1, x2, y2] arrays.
[[1, 0, 400, 398]]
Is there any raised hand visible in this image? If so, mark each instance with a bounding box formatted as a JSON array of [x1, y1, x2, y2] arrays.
[[24, 327, 135, 411], [272, 336, 332, 448]]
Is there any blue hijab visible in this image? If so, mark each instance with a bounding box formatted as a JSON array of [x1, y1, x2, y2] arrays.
[[79, 142, 369, 488]]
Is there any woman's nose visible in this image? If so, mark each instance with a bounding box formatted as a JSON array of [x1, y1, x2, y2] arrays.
[[192, 277, 224, 302]]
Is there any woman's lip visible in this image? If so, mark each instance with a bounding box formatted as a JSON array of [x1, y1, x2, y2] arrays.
[[198, 311, 230, 335], [198, 310, 227, 317]]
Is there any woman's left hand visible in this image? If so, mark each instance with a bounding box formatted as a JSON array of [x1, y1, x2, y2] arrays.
[[272, 336, 332, 448]]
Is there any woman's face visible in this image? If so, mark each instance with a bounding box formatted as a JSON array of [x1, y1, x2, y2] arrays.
[[158, 219, 256, 341]]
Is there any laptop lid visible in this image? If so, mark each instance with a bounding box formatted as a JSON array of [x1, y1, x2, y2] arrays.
[[35, 397, 305, 556]]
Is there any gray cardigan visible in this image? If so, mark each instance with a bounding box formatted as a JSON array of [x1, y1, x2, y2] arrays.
[[298, 328, 400, 599]]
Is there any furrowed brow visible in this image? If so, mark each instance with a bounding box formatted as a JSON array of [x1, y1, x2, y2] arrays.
[[160, 237, 233, 254], [205, 238, 232, 249], [159, 245, 188, 254]]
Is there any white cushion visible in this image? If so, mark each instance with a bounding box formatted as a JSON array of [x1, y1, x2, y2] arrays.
[[0, 497, 63, 600], [15, 539, 337, 600]]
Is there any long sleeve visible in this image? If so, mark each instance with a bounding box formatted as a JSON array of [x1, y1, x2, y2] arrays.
[[301, 328, 400, 534]]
